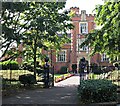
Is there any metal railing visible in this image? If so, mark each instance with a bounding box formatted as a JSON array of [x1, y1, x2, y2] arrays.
[[79, 66, 120, 86]]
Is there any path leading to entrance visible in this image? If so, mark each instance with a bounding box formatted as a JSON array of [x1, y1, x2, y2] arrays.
[[2, 75, 80, 104]]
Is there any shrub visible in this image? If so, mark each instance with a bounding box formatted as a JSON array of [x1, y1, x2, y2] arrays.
[[91, 63, 103, 74], [0, 60, 19, 70], [36, 68, 43, 75], [22, 63, 34, 72], [78, 79, 117, 103], [9, 61, 19, 70], [0, 61, 8, 70], [72, 64, 77, 73], [2, 78, 10, 89], [19, 74, 36, 86], [0, 62, 3, 69], [59, 66, 68, 74], [72, 64, 77, 70]]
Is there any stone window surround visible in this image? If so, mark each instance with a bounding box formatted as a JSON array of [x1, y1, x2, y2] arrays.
[[79, 22, 88, 34], [77, 38, 88, 52], [56, 50, 67, 62]]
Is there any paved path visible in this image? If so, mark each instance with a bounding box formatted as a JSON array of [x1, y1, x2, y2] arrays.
[[2, 75, 80, 104]]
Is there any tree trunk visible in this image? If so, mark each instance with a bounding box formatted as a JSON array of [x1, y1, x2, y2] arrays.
[[33, 39, 37, 79], [33, 50, 37, 77]]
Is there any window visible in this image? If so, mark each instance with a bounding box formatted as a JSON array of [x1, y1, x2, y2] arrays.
[[77, 38, 87, 52], [101, 53, 109, 62], [80, 22, 88, 34], [57, 50, 66, 62]]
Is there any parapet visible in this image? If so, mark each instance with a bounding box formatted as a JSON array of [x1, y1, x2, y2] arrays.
[[70, 7, 79, 14], [70, 7, 96, 17], [70, 7, 79, 10]]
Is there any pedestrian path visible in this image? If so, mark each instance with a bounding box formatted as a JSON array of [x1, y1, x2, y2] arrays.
[[55, 74, 80, 87], [2, 75, 80, 105]]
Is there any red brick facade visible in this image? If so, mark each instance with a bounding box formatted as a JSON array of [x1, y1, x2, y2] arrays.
[[49, 7, 112, 72]]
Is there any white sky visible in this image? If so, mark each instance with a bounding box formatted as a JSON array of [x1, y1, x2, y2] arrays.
[[65, 0, 104, 14]]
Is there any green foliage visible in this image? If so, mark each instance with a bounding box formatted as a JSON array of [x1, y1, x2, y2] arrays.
[[1, 2, 74, 77], [72, 64, 77, 70], [22, 2, 73, 51], [1, 2, 28, 59], [113, 61, 120, 69], [81, 2, 120, 61], [21, 2, 73, 76], [19, 74, 36, 85], [90, 63, 103, 74], [22, 62, 34, 72], [0, 60, 19, 70], [78, 79, 117, 103], [59, 66, 68, 74], [0, 61, 7, 70], [9, 61, 19, 70], [22, 62, 44, 75]]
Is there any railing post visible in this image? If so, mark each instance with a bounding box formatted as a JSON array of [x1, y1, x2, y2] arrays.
[[43, 64, 49, 88], [43, 57, 49, 88], [51, 66, 54, 87]]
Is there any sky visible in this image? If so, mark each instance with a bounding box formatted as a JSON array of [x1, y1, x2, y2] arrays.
[[65, 0, 104, 14]]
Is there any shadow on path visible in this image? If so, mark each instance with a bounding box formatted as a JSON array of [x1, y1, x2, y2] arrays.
[[2, 76, 80, 104]]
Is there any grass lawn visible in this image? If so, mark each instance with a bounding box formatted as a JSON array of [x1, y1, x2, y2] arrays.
[[0, 70, 73, 83], [0, 70, 43, 81], [0, 70, 34, 80]]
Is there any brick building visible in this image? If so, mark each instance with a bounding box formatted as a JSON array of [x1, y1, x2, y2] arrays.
[[47, 7, 112, 73]]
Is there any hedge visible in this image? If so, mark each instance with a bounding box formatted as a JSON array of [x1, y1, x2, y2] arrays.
[[19, 74, 36, 86], [78, 79, 117, 103], [0, 60, 19, 70], [59, 66, 68, 74]]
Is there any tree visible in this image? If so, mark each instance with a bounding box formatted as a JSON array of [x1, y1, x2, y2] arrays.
[[21, 2, 73, 76], [1, 2, 29, 60], [1, 2, 73, 77], [81, 1, 120, 61]]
